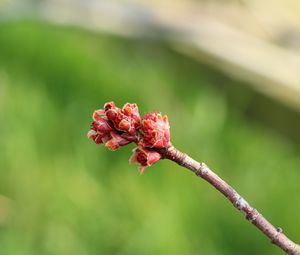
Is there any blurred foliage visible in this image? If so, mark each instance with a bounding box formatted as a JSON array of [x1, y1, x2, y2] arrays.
[[0, 21, 299, 255]]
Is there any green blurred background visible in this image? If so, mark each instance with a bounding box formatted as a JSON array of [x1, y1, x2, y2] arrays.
[[0, 15, 300, 255]]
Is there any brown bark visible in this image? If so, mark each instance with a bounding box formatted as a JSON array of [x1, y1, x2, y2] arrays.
[[161, 145, 300, 255]]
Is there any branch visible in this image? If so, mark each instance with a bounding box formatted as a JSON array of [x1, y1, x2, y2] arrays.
[[161, 146, 300, 255], [88, 101, 300, 255]]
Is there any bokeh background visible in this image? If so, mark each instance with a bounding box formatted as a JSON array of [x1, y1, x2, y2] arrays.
[[0, 1, 300, 255]]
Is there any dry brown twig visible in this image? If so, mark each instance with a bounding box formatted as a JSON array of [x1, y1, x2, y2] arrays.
[[161, 146, 300, 255]]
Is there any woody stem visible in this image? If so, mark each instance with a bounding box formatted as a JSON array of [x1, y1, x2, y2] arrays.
[[160, 145, 300, 255]]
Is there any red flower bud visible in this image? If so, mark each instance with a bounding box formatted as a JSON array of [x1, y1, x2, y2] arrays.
[[104, 101, 141, 137], [93, 109, 105, 121], [140, 112, 171, 149], [91, 119, 113, 133], [88, 109, 113, 144], [104, 101, 123, 127], [129, 147, 162, 173], [87, 129, 110, 145], [88, 101, 142, 149], [122, 103, 141, 124], [105, 131, 131, 151]]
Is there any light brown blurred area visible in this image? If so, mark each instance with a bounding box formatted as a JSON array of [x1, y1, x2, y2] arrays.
[[3, 0, 300, 111]]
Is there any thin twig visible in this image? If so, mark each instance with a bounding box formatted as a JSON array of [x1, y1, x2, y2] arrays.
[[161, 145, 300, 255], [88, 101, 299, 254]]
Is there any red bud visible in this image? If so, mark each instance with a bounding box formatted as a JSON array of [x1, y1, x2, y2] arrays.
[[129, 147, 162, 173]]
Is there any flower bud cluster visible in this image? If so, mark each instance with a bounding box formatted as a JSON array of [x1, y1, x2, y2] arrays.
[[88, 101, 171, 172]]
